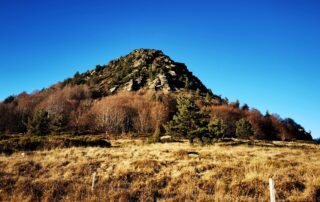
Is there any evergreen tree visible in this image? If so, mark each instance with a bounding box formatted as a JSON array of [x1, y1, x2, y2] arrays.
[[236, 118, 253, 138], [223, 97, 229, 104], [193, 110, 210, 145], [72, 71, 85, 85], [164, 96, 209, 144], [265, 110, 271, 118], [241, 103, 249, 111], [208, 116, 226, 140], [50, 113, 69, 135], [27, 110, 50, 135], [3, 95, 15, 104], [95, 65, 104, 72], [235, 100, 240, 108]]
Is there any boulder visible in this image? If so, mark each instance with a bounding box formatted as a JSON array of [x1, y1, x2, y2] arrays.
[[110, 86, 118, 93], [168, 70, 177, 76], [123, 79, 134, 91], [160, 135, 172, 142], [187, 152, 200, 158]]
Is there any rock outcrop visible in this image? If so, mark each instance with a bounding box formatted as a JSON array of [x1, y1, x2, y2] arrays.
[[62, 48, 220, 100]]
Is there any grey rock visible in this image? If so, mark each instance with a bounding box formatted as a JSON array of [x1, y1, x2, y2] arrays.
[[110, 86, 118, 93], [160, 135, 172, 142], [168, 70, 177, 76], [123, 79, 134, 91]]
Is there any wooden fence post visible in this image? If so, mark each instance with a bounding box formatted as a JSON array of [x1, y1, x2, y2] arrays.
[[269, 178, 276, 202], [92, 172, 96, 192]]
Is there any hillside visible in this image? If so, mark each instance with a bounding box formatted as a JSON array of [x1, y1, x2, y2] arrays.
[[0, 48, 317, 202], [61, 48, 220, 100], [0, 49, 313, 141]]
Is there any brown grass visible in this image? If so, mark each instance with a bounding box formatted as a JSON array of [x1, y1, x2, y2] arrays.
[[0, 139, 319, 201]]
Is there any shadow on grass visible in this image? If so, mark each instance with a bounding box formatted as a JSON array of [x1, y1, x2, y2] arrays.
[[219, 138, 315, 149], [0, 135, 111, 155]]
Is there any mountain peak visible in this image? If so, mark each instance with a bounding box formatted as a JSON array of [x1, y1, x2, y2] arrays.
[[131, 48, 164, 55], [62, 48, 217, 99]]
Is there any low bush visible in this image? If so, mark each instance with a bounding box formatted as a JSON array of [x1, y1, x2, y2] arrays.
[[0, 139, 15, 154], [0, 135, 111, 154], [18, 136, 44, 151], [57, 136, 111, 148]]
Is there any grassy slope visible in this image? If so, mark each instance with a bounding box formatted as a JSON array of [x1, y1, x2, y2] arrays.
[[0, 139, 319, 202]]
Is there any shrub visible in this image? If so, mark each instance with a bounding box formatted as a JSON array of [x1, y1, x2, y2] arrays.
[[92, 92, 170, 135], [0, 136, 44, 154], [18, 136, 44, 151], [66, 136, 111, 147], [0, 139, 15, 154], [3, 95, 15, 104], [209, 105, 243, 137], [0, 135, 111, 154]]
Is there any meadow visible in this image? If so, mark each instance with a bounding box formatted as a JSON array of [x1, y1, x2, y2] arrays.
[[0, 137, 319, 202]]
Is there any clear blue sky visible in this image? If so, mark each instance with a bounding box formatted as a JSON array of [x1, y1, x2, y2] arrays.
[[0, 0, 319, 138]]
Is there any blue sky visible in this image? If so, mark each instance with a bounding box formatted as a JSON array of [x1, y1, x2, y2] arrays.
[[0, 0, 319, 138]]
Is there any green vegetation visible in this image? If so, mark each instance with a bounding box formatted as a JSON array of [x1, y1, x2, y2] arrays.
[[208, 116, 227, 141], [0, 48, 313, 142], [0, 135, 111, 154], [3, 95, 15, 104], [27, 110, 50, 136], [235, 118, 253, 138], [164, 96, 210, 144], [50, 113, 69, 135], [0, 49, 317, 202]]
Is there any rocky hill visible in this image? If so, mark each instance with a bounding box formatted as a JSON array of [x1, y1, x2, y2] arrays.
[[0, 48, 312, 141], [62, 48, 219, 99]]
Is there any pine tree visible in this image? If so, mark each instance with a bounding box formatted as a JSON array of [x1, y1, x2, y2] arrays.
[[208, 116, 226, 140], [3, 95, 15, 104], [241, 103, 249, 111], [236, 118, 253, 138], [164, 96, 209, 144], [265, 110, 271, 118], [50, 113, 69, 135], [191, 109, 210, 145], [27, 110, 50, 135], [235, 100, 240, 108]]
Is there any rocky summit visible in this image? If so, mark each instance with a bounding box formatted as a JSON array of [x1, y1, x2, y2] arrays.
[[62, 48, 215, 97]]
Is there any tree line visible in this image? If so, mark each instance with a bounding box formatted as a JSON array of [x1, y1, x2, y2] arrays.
[[0, 83, 312, 142]]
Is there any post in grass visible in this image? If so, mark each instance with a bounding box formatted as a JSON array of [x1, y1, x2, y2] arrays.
[[92, 172, 97, 192], [269, 178, 276, 202]]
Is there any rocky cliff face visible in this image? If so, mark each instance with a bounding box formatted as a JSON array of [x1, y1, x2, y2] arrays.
[[62, 49, 218, 98]]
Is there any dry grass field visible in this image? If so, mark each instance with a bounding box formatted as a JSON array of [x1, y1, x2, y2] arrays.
[[0, 138, 319, 202]]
